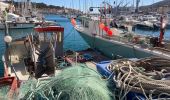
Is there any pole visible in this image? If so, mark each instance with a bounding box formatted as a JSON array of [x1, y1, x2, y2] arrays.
[[75, 52, 77, 65], [159, 16, 164, 46], [79, 0, 81, 12], [4, 22, 9, 49]]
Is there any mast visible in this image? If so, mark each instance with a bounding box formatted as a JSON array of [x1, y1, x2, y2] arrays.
[[135, 0, 140, 13], [85, 0, 87, 14], [159, 16, 164, 46], [79, 0, 81, 12]]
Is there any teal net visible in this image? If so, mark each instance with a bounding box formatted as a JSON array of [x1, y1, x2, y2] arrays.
[[0, 85, 10, 99], [19, 65, 114, 100]]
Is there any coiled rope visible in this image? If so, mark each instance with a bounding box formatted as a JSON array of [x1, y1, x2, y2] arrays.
[[110, 57, 170, 99]]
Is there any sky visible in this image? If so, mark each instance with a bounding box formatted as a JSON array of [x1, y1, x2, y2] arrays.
[[31, 0, 162, 10]]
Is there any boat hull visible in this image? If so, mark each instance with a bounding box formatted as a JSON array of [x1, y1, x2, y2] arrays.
[[76, 29, 152, 58], [135, 24, 159, 30], [0, 23, 35, 29]]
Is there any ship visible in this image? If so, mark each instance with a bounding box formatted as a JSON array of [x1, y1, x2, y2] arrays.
[[73, 15, 170, 59]]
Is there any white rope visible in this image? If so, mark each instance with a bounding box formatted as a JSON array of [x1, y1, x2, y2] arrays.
[[112, 59, 170, 99]]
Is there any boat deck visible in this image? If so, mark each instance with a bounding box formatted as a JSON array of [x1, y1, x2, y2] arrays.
[[65, 49, 110, 70]]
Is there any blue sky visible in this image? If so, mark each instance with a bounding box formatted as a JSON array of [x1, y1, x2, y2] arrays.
[[31, 0, 162, 10]]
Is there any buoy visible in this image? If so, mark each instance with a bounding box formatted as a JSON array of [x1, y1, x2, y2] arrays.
[[99, 23, 105, 29], [103, 26, 109, 32], [4, 35, 12, 43], [107, 29, 113, 36], [71, 18, 76, 26]]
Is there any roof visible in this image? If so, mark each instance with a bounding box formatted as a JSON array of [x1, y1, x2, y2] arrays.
[[34, 25, 64, 33]]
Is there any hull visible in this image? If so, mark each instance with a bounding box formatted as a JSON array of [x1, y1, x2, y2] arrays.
[[135, 24, 153, 29], [0, 23, 35, 29], [78, 31, 152, 58], [166, 23, 170, 29]]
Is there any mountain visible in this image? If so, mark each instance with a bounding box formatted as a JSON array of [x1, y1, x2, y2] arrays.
[[140, 0, 170, 13], [151, 0, 170, 7], [3, 1, 80, 14]]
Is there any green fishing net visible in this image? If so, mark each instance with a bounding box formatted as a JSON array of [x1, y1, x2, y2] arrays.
[[0, 85, 18, 100], [0, 85, 10, 99], [19, 65, 114, 100]]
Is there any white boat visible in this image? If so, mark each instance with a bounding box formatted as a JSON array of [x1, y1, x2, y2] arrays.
[[136, 15, 159, 29], [0, 1, 54, 29], [0, 2, 34, 29], [0, 13, 57, 29], [136, 15, 160, 29], [142, 15, 158, 23], [0, 13, 35, 29]]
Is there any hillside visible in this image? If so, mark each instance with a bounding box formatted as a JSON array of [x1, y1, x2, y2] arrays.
[[140, 0, 170, 9], [151, 0, 170, 7], [3, 1, 80, 14]]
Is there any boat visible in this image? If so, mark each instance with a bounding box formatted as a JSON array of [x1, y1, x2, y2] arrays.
[[165, 12, 170, 29], [0, 1, 35, 29], [0, 13, 35, 29], [135, 15, 159, 30], [0, 1, 55, 29], [2, 24, 64, 80], [1, 22, 113, 99], [135, 21, 159, 30], [73, 13, 170, 59]]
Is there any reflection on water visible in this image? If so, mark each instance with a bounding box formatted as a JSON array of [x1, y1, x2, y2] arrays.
[[45, 14, 89, 51], [135, 28, 170, 40]]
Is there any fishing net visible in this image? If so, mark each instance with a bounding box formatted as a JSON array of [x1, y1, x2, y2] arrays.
[[19, 64, 114, 100], [0, 85, 10, 99], [0, 85, 19, 100]]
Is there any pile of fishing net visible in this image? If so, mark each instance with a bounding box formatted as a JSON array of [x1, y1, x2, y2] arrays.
[[19, 65, 114, 100], [109, 57, 170, 99], [0, 86, 10, 99], [0, 84, 18, 100]]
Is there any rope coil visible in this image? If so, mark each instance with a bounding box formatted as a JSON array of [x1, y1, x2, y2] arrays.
[[110, 57, 170, 99]]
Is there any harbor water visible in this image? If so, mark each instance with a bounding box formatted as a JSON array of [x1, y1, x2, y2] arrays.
[[0, 14, 170, 77]]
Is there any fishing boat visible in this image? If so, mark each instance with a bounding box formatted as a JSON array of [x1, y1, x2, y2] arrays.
[[1, 21, 114, 99], [2, 24, 64, 81], [73, 8, 170, 59]]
